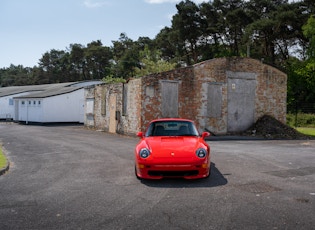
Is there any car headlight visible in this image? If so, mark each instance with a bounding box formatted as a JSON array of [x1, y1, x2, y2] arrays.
[[196, 148, 207, 158], [139, 148, 150, 158]]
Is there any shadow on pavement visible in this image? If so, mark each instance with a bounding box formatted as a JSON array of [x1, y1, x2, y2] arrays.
[[140, 162, 228, 188]]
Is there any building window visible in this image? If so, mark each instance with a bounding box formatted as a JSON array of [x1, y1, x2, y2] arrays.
[[28, 101, 31, 105], [9, 99, 14, 106], [38, 101, 41, 106], [21, 101, 25, 105], [33, 101, 36, 105]]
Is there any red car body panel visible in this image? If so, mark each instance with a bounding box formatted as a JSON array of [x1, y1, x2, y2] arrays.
[[135, 118, 211, 179]]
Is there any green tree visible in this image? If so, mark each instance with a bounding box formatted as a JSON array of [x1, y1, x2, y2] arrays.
[[244, 0, 281, 64], [85, 40, 112, 80], [199, 1, 225, 59], [69, 43, 86, 81], [38, 49, 69, 83], [134, 46, 176, 77], [155, 27, 177, 62], [112, 33, 140, 78], [171, 0, 206, 65], [217, 0, 250, 56], [286, 57, 315, 112], [0, 65, 35, 86], [303, 15, 315, 59]]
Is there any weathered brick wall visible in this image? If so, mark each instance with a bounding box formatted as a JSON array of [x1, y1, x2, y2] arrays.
[[93, 85, 107, 130], [88, 57, 287, 135], [193, 58, 228, 133], [84, 87, 96, 128], [140, 67, 198, 131], [255, 63, 287, 123], [87, 80, 142, 135], [88, 84, 123, 132], [222, 57, 287, 123], [120, 78, 142, 135], [193, 57, 287, 133]]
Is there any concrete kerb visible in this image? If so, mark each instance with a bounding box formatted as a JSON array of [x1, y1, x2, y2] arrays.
[[206, 135, 266, 141], [0, 161, 10, 176], [0, 145, 10, 176], [205, 135, 314, 141]]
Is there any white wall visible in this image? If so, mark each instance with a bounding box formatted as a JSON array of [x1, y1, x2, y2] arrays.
[[0, 95, 14, 119], [17, 89, 85, 123], [17, 99, 44, 123], [43, 89, 84, 122], [0, 92, 34, 119]]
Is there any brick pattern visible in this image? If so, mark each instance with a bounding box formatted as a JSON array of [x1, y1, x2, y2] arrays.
[[193, 57, 287, 133], [141, 67, 198, 131], [86, 57, 287, 135], [120, 78, 142, 135]]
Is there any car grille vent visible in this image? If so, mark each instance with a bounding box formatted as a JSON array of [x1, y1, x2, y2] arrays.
[[148, 170, 199, 177]]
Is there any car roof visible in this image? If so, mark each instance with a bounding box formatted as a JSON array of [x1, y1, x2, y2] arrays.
[[150, 118, 194, 123]]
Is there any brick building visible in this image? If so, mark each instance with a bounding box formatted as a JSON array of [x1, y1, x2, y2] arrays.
[[84, 57, 287, 135]]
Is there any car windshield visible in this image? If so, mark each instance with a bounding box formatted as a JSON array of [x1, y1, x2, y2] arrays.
[[145, 120, 199, 137]]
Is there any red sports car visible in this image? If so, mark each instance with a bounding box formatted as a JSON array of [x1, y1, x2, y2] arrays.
[[135, 118, 211, 179]]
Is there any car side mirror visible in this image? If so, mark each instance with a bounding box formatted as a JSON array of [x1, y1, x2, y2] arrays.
[[201, 132, 210, 139], [137, 132, 144, 138]]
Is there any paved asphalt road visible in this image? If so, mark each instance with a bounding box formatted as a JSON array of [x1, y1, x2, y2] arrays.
[[0, 123, 314, 230]]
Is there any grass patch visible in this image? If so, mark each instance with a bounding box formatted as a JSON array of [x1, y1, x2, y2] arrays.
[[296, 127, 315, 137], [0, 146, 8, 169]]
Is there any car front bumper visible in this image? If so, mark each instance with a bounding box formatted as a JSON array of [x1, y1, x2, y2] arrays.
[[135, 162, 210, 179]]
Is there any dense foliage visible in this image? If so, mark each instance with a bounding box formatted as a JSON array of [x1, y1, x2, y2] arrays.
[[1, 0, 314, 110], [287, 113, 315, 127]]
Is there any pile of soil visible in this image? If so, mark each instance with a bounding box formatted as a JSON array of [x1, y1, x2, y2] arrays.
[[242, 115, 309, 139]]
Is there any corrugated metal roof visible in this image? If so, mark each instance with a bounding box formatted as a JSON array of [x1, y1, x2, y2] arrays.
[[0, 81, 103, 98], [14, 86, 81, 98], [0, 85, 43, 97], [0, 82, 76, 97]]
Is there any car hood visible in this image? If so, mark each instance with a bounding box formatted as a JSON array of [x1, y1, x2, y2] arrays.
[[145, 136, 201, 158]]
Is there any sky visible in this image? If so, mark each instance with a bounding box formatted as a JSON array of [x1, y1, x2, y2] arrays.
[[0, 0, 205, 68]]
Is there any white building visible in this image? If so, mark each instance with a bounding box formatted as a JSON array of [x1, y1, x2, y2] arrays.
[[0, 81, 102, 124], [0, 85, 47, 120]]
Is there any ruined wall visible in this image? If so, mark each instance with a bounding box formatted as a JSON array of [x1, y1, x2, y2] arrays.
[[84, 87, 96, 128], [255, 63, 287, 123], [86, 80, 142, 135], [140, 67, 199, 132], [85, 84, 122, 131], [119, 78, 142, 135], [94, 85, 108, 130], [193, 57, 287, 134], [88, 57, 287, 135], [193, 58, 229, 134]]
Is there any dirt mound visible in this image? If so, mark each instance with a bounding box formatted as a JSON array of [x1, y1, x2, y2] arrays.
[[242, 115, 309, 139]]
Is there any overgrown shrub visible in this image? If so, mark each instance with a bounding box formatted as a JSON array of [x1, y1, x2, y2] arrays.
[[102, 76, 126, 84], [287, 113, 315, 127]]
